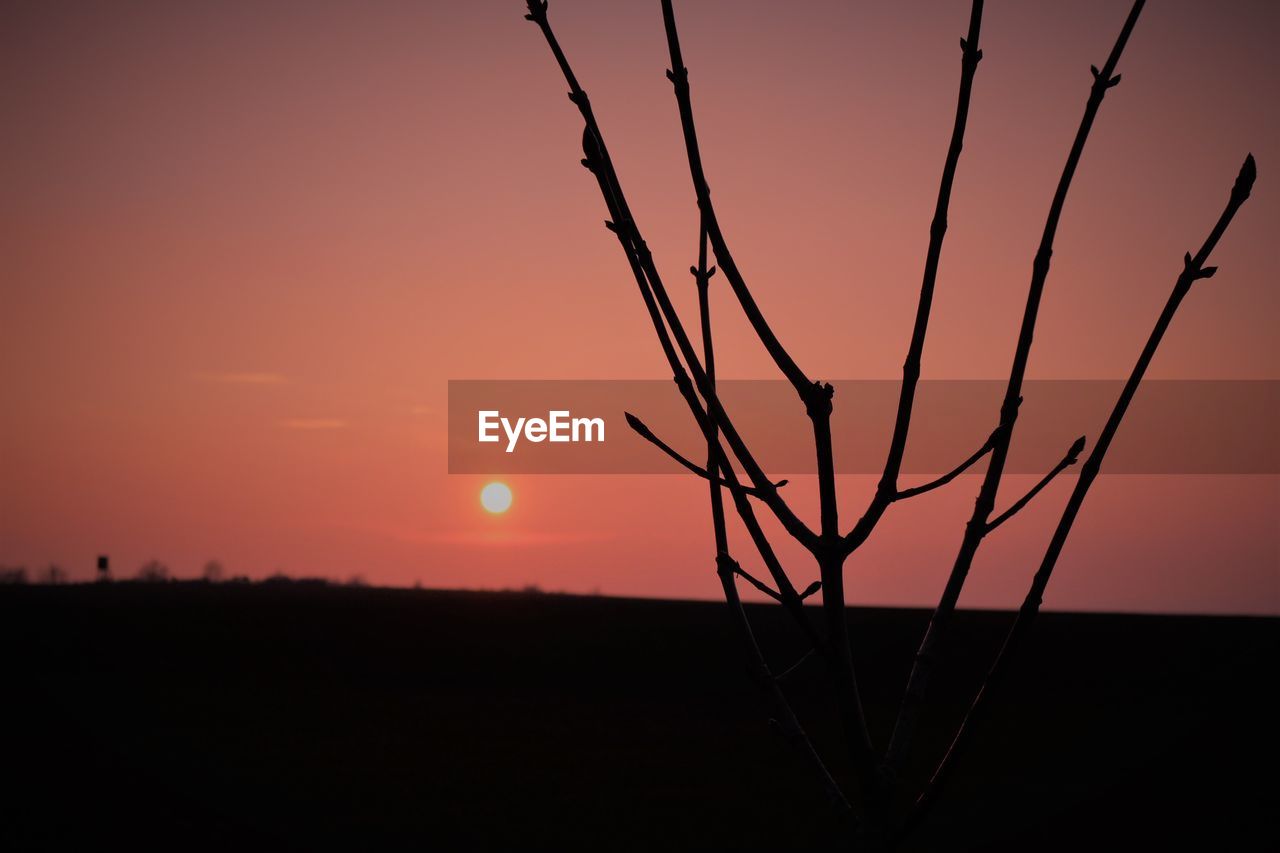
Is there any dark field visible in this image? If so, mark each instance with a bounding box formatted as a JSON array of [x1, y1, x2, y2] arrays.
[[2, 583, 1275, 851]]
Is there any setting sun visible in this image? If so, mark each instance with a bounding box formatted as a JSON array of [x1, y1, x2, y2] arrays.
[[479, 482, 513, 514]]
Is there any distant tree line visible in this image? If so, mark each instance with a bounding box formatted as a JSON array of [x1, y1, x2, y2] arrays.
[[0, 559, 360, 586]]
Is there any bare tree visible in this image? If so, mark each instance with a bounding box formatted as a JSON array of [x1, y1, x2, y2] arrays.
[[136, 560, 170, 583], [524, 0, 1254, 845], [203, 560, 225, 583], [0, 566, 28, 585], [38, 563, 68, 585]]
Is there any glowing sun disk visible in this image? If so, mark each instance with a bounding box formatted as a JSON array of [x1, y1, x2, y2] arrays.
[[480, 482, 513, 514]]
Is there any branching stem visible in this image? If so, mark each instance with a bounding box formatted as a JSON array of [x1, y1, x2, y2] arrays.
[[625, 413, 786, 498], [907, 154, 1256, 835], [985, 436, 1086, 533], [884, 0, 1147, 776]]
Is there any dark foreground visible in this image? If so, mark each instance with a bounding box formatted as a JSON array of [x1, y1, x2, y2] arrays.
[[1, 583, 1275, 851]]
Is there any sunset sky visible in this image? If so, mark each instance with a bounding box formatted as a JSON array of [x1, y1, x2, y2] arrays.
[[2, 1, 1276, 613]]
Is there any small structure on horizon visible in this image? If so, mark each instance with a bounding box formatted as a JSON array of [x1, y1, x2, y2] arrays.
[[96, 555, 110, 582]]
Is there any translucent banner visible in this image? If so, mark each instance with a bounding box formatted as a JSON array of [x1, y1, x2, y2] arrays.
[[448, 380, 1279, 475]]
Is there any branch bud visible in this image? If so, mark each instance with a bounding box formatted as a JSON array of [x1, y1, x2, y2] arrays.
[[1089, 65, 1121, 90], [523, 0, 548, 24], [1182, 252, 1217, 281], [803, 382, 835, 419], [715, 552, 738, 579], [1233, 153, 1257, 201]]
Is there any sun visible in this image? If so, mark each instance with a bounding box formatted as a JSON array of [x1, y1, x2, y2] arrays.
[[479, 481, 513, 514]]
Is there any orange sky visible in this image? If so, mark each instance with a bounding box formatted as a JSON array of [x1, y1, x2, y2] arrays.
[[2, 1, 1276, 613]]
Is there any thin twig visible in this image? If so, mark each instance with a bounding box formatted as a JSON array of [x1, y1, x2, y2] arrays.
[[907, 154, 1256, 836], [584, 122, 815, 633], [624, 412, 786, 498], [627, 212, 820, 551], [839, 0, 987, 561], [875, 0, 987, 511], [545, 14, 850, 738], [884, 0, 1147, 776], [776, 647, 819, 683], [658, 0, 886, 789], [985, 436, 1086, 532], [894, 429, 999, 500], [533, 10, 825, 659], [658, 0, 812, 399], [681, 185, 849, 815], [715, 555, 854, 819], [577, 108, 807, 618], [733, 564, 783, 602], [527, 0, 818, 552]]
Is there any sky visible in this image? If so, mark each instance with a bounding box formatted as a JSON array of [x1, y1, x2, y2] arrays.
[[1, 0, 1276, 613]]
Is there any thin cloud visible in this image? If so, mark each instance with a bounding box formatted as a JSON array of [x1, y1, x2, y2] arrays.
[[280, 418, 347, 430], [334, 519, 611, 547], [195, 371, 287, 385], [418, 530, 613, 547]]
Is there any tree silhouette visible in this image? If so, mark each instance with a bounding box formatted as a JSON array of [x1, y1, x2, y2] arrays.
[[39, 564, 67, 585], [0, 566, 27, 585], [136, 560, 170, 583], [525, 0, 1255, 844]]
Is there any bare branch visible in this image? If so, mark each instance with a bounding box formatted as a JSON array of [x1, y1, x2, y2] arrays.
[[608, 203, 815, 636], [985, 436, 1086, 532], [656, 2, 876, 813], [875, 0, 986, 504], [612, 203, 828, 665], [884, 0, 1147, 777], [529, 0, 818, 550], [839, 0, 987, 561], [715, 556, 853, 817], [776, 647, 818, 683], [624, 413, 787, 498], [685, 207, 835, 692], [685, 205, 825, 659], [583, 103, 817, 553], [733, 564, 782, 602], [909, 153, 1256, 835], [894, 429, 999, 501], [659, 0, 812, 398], [559, 69, 843, 812], [659, 4, 886, 796], [527, 1, 1255, 842], [656, 5, 875, 776], [660, 23, 862, 782], [586, 120, 816, 632], [810, 400, 880, 796]]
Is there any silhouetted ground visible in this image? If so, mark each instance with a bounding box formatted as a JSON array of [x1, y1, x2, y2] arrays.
[[1, 583, 1275, 850]]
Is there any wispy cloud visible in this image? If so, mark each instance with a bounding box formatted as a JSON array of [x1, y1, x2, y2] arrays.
[[195, 371, 287, 385], [280, 418, 347, 430], [333, 520, 611, 547], [416, 529, 613, 547]]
